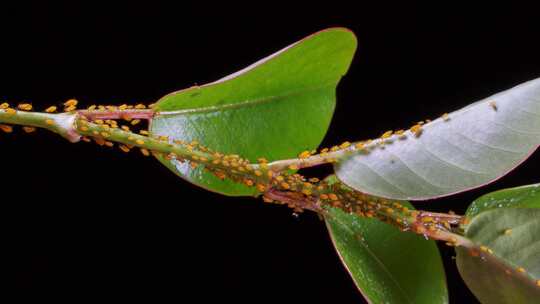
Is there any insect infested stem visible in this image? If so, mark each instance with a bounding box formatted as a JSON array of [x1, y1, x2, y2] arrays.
[[78, 109, 155, 121], [263, 189, 322, 212], [267, 153, 338, 171], [74, 117, 273, 188]]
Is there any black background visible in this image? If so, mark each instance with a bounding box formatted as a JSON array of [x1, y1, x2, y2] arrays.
[[3, 2, 540, 303]]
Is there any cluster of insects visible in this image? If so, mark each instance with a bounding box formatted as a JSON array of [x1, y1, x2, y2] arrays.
[[0, 99, 504, 244]]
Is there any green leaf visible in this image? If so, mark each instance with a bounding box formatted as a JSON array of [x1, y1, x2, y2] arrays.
[[334, 78, 540, 200], [325, 204, 448, 304], [456, 208, 540, 304], [466, 183, 540, 218], [150, 28, 357, 196]]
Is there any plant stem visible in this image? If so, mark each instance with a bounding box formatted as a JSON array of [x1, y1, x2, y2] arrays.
[[74, 118, 272, 187], [77, 109, 154, 121], [0, 109, 80, 142], [1, 107, 469, 247]]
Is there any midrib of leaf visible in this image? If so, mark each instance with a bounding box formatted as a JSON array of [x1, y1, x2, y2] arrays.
[[155, 82, 334, 116], [325, 213, 415, 304]]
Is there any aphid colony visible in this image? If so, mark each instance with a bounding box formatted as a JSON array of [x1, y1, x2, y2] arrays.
[[293, 113, 456, 165], [73, 112, 463, 240]]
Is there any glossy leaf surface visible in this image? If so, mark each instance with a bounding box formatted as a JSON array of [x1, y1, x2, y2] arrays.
[[335, 78, 540, 200], [456, 208, 540, 303], [326, 204, 447, 303], [151, 28, 356, 195]]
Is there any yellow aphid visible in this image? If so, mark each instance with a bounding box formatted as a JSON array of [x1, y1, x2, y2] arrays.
[[410, 124, 423, 137], [98, 105, 106, 110], [256, 184, 266, 192], [119, 145, 130, 153], [22, 126, 36, 133], [5, 108, 16, 115], [80, 126, 89, 132], [536, 280, 540, 287], [442, 113, 450, 121], [385, 208, 394, 214], [254, 170, 263, 177], [280, 182, 290, 190], [244, 179, 254, 186], [64, 99, 78, 107], [131, 119, 141, 125], [87, 105, 97, 110], [328, 193, 338, 201], [139, 130, 150, 135], [480, 246, 488, 252], [100, 132, 110, 138], [302, 189, 312, 196], [381, 130, 393, 139], [339, 141, 351, 149], [320, 194, 329, 200], [298, 150, 311, 159], [64, 105, 76, 112], [81, 137, 91, 142], [121, 125, 130, 131], [257, 157, 268, 163], [321, 148, 329, 153], [504, 229, 512, 235], [517, 267, 526, 273], [0, 124, 13, 133], [95, 119, 104, 124], [140, 148, 150, 156], [135, 139, 145, 145], [260, 163, 268, 170], [417, 121, 425, 125], [421, 216, 434, 223], [489, 100, 498, 111], [105, 141, 114, 147], [288, 164, 299, 170], [94, 137, 105, 146], [119, 104, 128, 110], [45, 119, 55, 125], [135, 104, 146, 109], [0, 103, 9, 109], [355, 142, 365, 149], [18, 103, 32, 111]]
